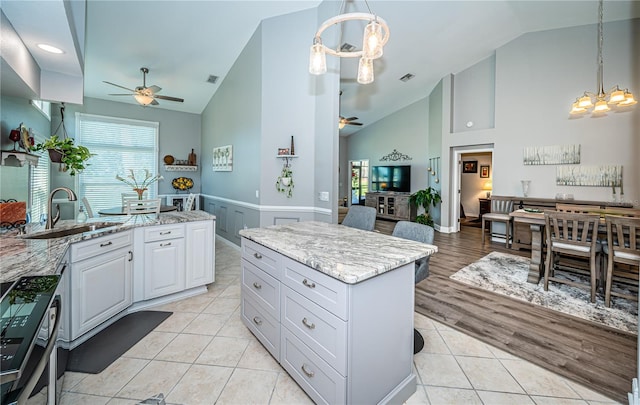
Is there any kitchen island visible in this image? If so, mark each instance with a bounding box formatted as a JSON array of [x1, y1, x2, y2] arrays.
[[239, 221, 437, 405]]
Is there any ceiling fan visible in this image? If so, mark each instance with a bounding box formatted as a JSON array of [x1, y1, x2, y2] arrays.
[[338, 90, 363, 129], [104, 67, 184, 106]]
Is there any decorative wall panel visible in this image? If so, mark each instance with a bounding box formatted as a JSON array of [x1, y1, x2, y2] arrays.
[[523, 144, 580, 165], [556, 165, 622, 187]]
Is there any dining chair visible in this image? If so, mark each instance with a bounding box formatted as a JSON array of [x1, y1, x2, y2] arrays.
[[125, 199, 161, 215], [544, 211, 601, 302], [555, 203, 602, 214], [391, 220, 435, 354], [184, 193, 196, 212], [122, 192, 147, 206], [603, 215, 640, 307], [341, 205, 377, 231], [603, 207, 640, 218], [81, 197, 94, 218], [481, 198, 514, 248]]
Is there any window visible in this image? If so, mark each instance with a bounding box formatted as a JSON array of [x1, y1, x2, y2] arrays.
[[30, 100, 51, 121], [29, 149, 50, 223], [76, 113, 159, 211]]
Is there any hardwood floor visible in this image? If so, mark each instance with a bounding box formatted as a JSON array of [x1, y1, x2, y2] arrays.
[[408, 224, 636, 403]]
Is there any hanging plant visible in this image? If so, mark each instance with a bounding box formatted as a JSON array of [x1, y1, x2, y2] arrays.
[[276, 165, 294, 198], [30, 104, 93, 176]]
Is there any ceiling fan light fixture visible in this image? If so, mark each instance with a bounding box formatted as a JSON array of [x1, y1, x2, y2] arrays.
[[357, 58, 374, 85], [134, 93, 154, 106]]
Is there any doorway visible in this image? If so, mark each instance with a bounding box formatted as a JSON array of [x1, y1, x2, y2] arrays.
[[349, 160, 369, 205], [451, 145, 494, 232]]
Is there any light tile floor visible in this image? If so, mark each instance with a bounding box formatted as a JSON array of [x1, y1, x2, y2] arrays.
[[57, 238, 623, 405]]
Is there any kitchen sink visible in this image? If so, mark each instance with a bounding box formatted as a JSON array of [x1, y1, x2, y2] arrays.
[[23, 223, 122, 239]]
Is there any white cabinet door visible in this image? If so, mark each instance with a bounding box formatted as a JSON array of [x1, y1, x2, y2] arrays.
[[70, 246, 132, 340], [144, 237, 185, 299], [56, 255, 70, 343], [185, 220, 214, 288]]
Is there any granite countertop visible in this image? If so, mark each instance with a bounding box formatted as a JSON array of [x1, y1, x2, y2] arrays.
[[239, 221, 438, 284], [0, 210, 215, 284]]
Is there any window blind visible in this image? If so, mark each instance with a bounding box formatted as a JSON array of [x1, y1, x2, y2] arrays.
[[76, 113, 159, 212], [29, 149, 49, 223]]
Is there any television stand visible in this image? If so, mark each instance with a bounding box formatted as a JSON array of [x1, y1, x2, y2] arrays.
[[365, 192, 416, 221]]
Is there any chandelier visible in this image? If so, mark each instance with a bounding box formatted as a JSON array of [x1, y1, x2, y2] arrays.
[[570, 0, 636, 116], [309, 2, 389, 85]]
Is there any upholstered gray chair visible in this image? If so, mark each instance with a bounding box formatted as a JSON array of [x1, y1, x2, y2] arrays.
[[481, 198, 514, 248], [341, 205, 377, 231], [392, 220, 436, 354]]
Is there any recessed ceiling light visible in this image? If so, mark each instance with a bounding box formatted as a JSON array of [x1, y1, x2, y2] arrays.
[[37, 43, 64, 54]]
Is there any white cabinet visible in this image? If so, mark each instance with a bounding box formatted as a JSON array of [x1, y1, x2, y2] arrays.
[[240, 238, 415, 405], [143, 224, 185, 299], [70, 231, 133, 340], [186, 220, 214, 288], [55, 251, 70, 343]]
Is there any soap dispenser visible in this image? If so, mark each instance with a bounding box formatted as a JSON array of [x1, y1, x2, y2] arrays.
[[77, 205, 88, 223]]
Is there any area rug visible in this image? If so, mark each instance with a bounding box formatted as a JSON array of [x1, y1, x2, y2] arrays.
[[450, 252, 637, 334], [67, 311, 172, 374]]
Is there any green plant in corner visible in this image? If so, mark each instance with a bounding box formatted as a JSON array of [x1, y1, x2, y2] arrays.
[[276, 165, 294, 198], [31, 135, 94, 176], [409, 187, 442, 227]]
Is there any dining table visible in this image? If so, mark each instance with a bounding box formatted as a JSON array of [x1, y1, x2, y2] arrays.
[[509, 209, 547, 283], [97, 205, 178, 216]]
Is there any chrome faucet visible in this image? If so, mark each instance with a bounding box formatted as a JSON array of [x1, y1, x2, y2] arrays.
[[46, 187, 78, 230]]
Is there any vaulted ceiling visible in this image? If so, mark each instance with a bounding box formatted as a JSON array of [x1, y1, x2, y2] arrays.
[[3, 1, 639, 136]]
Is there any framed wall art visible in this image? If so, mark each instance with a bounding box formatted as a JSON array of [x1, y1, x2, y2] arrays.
[[463, 161, 478, 173], [213, 145, 233, 171], [480, 165, 490, 178]]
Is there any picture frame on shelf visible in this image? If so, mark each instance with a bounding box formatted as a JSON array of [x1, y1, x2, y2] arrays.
[[463, 161, 478, 173], [278, 148, 290, 156], [480, 165, 490, 178]]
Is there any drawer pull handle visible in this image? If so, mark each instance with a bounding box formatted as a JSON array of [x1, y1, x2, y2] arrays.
[[301, 364, 315, 378], [253, 282, 262, 289], [160, 242, 172, 247], [302, 279, 316, 288], [160, 231, 172, 235], [252, 316, 262, 326], [100, 241, 113, 247], [128, 251, 133, 262], [302, 318, 315, 330], [253, 252, 262, 259]]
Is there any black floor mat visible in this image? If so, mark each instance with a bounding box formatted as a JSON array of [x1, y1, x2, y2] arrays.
[[66, 311, 172, 374]]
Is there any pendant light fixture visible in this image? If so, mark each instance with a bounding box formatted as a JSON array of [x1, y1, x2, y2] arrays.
[[570, 0, 636, 116], [309, 1, 389, 85]]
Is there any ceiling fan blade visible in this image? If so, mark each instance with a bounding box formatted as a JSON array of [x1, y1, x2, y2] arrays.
[[103, 81, 135, 92], [347, 122, 363, 126], [344, 117, 359, 121], [155, 95, 184, 103], [148, 85, 161, 93], [108, 93, 134, 96], [150, 99, 160, 106]]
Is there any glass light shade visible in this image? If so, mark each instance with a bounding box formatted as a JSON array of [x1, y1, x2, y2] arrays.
[[362, 20, 383, 59], [338, 121, 346, 129], [593, 99, 610, 112], [134, 94, 154, 106], [609, 89, 625, 104], [570, 102, 586, 115], [309, 43, 327, 75], [357, 58, 374, 84], [620, 91, 637, 106], [577, 95, 593, 108]]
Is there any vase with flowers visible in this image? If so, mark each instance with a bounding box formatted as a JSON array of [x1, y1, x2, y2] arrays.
[[116, 169, 163, 199]]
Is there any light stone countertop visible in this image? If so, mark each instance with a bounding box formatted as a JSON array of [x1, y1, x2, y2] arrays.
[[0, 210, 215, 284], [239, 221, 438, 284]]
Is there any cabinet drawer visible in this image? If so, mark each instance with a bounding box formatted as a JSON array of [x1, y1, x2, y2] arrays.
[[71, 230, 132, 263], [282, 257, 348, 320], [242, 260, 279, 319], [144, 224, 185, 242], [242, 295, 280, 360], [282, 286, 347, 375], [281, 328, 346, 405], [241, 239, 281, 279]]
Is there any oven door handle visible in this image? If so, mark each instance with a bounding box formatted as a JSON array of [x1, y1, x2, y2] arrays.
[[15, 296, 61, 405]]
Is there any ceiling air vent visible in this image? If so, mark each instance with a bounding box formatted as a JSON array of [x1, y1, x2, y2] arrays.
[[340, 43, 356, 52], [206, 75, 219, 84], [399, 73, 415, 82]]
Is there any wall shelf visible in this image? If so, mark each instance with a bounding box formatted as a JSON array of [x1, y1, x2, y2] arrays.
[[1, 150, 39, 167], [164, 165, 198, 172], [276, 155, 298, 167]]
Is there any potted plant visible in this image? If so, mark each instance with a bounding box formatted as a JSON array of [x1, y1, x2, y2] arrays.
[[409, 187, 442, 227], [276, 165, 294, 198], [31, 135, 93, 176]]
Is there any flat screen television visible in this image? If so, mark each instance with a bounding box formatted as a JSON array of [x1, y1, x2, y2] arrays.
[[371, 165, 411, 192]]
